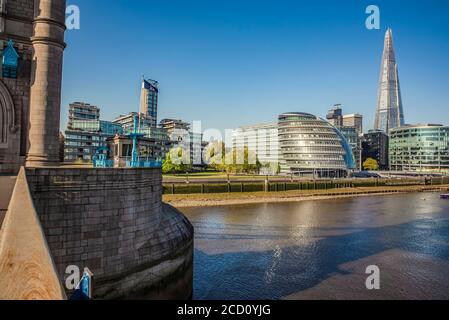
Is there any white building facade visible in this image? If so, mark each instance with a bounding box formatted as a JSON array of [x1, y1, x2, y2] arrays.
[[232, 123, 279, 174]]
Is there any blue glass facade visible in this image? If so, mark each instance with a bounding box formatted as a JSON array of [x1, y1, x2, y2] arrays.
[[139, 79, 159, 126], [100, 121, 123, 135], [331, 126, 357, 170]]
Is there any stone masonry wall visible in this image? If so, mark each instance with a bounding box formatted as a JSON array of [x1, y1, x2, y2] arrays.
[[0, 41, 32, 172], [6, 0, 35, 19], [0, 0, 34, 173], [26, 167, 194, 299]]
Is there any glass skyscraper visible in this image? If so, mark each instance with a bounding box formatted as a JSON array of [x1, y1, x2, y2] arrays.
[[374, 28, 405, 133], [139, 78, 159, 127]]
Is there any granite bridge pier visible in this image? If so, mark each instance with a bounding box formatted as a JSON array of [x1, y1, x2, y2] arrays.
[[0, 167, 194, 299], [31, 167, 193, 299]]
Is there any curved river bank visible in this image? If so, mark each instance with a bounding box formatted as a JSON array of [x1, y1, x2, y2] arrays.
[[181, 192, 449, 300]]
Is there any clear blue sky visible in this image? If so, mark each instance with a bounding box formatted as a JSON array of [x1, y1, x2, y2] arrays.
[[62, 0, 449, 133]]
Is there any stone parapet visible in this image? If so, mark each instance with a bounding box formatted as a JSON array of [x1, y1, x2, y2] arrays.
[[26, 167, 194, 299], [0, 167, 65, 300]]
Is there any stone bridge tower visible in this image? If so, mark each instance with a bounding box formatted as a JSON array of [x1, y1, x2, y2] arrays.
[[0, 0, 65, 173], [26, 0, 66, 167]]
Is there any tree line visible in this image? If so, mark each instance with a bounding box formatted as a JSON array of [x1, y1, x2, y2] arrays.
[[162, 141, 264, 174]]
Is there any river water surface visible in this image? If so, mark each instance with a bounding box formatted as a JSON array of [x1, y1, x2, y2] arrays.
[[181, 192, 449, 300]]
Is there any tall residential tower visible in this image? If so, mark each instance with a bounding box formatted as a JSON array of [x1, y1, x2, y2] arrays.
[[374, 28, 405, 134], [139, 78, 159, 127]]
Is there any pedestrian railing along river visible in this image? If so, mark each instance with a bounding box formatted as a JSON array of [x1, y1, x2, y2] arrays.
[[162, 176, 449, 195]]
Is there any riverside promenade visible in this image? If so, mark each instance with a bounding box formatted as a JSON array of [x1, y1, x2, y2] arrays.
[[164, 183, 449, 208], [162, 173, 449, 201]]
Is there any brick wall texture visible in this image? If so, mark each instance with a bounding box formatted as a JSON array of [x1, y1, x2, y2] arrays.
[[26, 167, 194, 299]]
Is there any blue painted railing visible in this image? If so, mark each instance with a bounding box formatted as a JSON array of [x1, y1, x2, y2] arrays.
[[93, 159, 162, 169], [92, 159, 114, 168], [125, 160, 162, 168]]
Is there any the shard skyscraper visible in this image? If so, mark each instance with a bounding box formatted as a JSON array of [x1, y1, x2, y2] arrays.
[[374, 28, 405, 133]]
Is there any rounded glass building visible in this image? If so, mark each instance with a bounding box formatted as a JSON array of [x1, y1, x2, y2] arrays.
[[389, 124, 449, 172], [278, 112, 355, 177]]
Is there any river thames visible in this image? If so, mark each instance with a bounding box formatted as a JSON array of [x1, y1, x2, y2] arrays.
[[182, 192, 449, 300]]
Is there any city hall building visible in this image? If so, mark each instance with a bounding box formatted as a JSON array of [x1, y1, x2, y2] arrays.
[[278, 112, 356, 177], [389, 124, 449, 172], [232, 113, 356, 177]]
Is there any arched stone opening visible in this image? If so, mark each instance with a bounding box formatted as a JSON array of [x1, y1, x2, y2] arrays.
[[0, 80, 16, 148]]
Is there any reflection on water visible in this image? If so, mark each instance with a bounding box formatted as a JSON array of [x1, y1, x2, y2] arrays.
[[182, 193, 449, 300]]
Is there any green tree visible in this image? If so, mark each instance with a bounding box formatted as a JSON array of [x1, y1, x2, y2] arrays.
[[224, 147, 261, 174], [162, 147, 192, 174], [203, 141, 226, 171], [363, 157, 379, 171], [162, 152, 176, 174], [275, 162, 281, 175]]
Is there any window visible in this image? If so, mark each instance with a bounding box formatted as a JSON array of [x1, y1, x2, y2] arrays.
[[2, 40, 19, 79], [122, 144, 132, 157]]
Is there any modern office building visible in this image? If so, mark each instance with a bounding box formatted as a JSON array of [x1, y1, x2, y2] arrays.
[[64, 131, 103, 162], [64, 119, 123, 162], [374, 28, 405, 133], [139, 78, 159, 127], [326, 105, 343, 127], [389, 124, 449, 172], [68, 102, 100, 129], [343, 114, 363, 135], [190, 132, 204, 166], [114, 112, 151, 134], [70, 119, 123, 134], [339, 126, 362, 170], [232, 123, 279, 173], [114, 112, 170, 159], [278, 112, 355, 177], [114, 112, 166, 140], [160, 119, 191, 137], [65, 102, 124, 162], [326, 106, 363, 170], [114, 114, 205, 165], [362, 129, 389, 170], [160, 119, 204, 166]]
